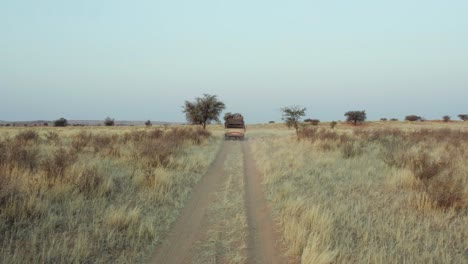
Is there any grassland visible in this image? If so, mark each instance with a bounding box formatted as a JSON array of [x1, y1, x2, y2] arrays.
[[1, 121, 467, 263], [0, 126, 221, 263], [251, 122, 468, 263]]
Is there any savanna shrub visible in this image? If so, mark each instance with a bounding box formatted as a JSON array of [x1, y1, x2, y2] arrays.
[[104, 117, 115, 126], [298, 127, 318, 140], [340, 142, 362, 159], [405, 115, 421, 122], [42, 148, 77, 182], [407, 152, 448, 181], [92, 134, 114, 151], [54, 118, 68, 127], [8, 143, 40, 171], [45, 131, 60, 143], [304, 119, 320, 126], [404, 151, 466, 209], [74, 166, 103, 194], [0, 172, 15, 206], [71, 131, 93, 151], [15, 130, 39, 143]]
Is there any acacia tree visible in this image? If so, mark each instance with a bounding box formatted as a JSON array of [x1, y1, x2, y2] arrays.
[[304, 118, 320, 126], [104, 117, 115, 126], [405, 115, 421, 122], [345, 110, 366, 125], [281, 105, 306, 136], [183, 94, 225, 129], [458, 114, 467, 121], [54, 117, 68, 127]]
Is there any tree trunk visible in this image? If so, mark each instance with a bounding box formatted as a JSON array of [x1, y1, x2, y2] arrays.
[[294, 124, 299, 139]]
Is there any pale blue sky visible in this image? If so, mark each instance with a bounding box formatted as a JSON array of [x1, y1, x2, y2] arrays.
[[1, 1, 467, 123]]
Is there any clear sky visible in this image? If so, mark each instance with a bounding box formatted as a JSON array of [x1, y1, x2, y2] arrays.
[[1, 1, 467, 123]]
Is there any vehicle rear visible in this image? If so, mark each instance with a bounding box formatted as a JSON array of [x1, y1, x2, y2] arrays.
[[224, 114, 246, 140], [225, 125, 245, 140]]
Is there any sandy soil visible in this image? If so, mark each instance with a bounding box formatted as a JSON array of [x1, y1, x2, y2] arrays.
[[149, 140, 287, 264], [242, 142, 288, 264]]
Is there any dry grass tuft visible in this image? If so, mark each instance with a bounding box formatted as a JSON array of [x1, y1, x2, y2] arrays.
[[42, 148, 77, 182], [14, 130, 40, 143], [105, 206, 141, 231], [71, 131, 93, 152], [73, 165, 104, 195]]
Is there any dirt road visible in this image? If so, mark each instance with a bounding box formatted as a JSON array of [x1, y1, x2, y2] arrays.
[[242, 142, 287, 264], [149, 140, 287, 264]]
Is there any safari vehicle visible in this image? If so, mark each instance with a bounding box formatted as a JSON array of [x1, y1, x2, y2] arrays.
[[224, 113, 246, 140]]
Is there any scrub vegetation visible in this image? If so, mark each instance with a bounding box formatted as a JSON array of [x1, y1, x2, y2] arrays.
[[1, 121, 467, 263], [0, 126, 220, 263], [251, 123, 467, 263]]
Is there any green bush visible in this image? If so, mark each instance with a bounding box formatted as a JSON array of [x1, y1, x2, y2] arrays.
[[54, 117, 68, 127]]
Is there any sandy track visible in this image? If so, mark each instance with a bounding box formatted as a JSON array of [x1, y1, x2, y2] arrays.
[[149, 140, 287, 264], [242, 141, 288, 264], [149, 142, 231, 264]]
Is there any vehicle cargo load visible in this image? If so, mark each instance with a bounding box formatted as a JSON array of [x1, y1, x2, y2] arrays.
[[224, 113, 245, 140]]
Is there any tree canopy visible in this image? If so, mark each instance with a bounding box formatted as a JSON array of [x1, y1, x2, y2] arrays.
[[104, 117, 115, 126], [281, 105, 306, 136], [183, 94, 225, 129], [53, 117, 68, 127], [345, 110, 366, 125], [405, 115, 421, 122]]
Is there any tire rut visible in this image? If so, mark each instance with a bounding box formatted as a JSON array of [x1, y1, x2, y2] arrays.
[[242, 141, 288, 264]]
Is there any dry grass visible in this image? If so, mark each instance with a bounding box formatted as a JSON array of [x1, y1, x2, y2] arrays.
[[0, 126, 221, 263], [251, 123, 468, 263]]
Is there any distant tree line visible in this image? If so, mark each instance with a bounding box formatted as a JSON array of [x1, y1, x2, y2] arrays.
[[2, 94, 466, 129]]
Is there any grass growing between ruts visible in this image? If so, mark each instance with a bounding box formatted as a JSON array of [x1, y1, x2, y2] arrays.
[[194, 142, 248, 264]]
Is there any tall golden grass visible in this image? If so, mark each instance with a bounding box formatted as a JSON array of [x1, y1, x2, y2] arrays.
[[0, 126, 221, 263], [251, 123, 467, 263]]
